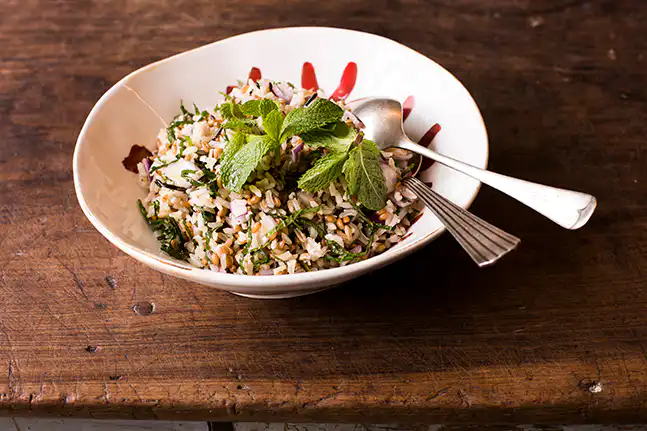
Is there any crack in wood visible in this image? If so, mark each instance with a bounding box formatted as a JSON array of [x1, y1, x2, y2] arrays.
[[8, 360, 17, 400], [302, 391, 341, 408], [57, 259, 88, 300]]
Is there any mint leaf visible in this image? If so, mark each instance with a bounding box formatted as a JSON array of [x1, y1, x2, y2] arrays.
[[221, 134, 274, 192], [301, 122, 357, 153], [343, 139, 387, 211], [281, 98, 344, 138], [219, 100, 257, 132], [262, 110, 284, 142], [297, 123, 356, 191], [241, 99, 278, 118], [218, 100, 244, 120], [298, 151, 349, 192], [220, 132, 246, 168], [240, 100, 262, 116]]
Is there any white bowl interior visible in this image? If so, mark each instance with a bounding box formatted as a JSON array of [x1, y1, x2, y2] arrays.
[[74, 27, 488, 294]]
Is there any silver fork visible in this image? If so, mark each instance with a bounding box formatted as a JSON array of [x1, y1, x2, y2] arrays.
[[402, 177, 520, 267]]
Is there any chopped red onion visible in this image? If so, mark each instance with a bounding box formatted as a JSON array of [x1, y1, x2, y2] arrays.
[[259, 269, 274, 276], [270, 82, 294, 102], [350, 245, 362, 254], [291, 140, 304, 162], [142, 158, 152, 182]]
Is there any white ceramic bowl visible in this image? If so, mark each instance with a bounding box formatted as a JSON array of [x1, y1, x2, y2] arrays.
[[73, 27, 488, 299]]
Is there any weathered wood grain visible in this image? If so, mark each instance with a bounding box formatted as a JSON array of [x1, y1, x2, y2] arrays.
[[1, 0, 646, 424]]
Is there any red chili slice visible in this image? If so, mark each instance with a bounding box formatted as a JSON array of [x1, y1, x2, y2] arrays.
[[301, 62, 319, 90], [330, 62, 358, 101]]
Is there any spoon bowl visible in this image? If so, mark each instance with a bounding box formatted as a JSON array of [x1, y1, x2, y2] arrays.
[[349, 98, 409, 149]]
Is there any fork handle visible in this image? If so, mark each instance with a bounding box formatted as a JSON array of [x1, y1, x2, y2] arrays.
[[402, 177, 520, 267], [399, 140, 597, 230]]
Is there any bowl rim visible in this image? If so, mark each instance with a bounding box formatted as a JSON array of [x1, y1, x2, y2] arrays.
[[73, 26, 489, 289]]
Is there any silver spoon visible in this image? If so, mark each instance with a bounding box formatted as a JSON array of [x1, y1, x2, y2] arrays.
[[349, 98, 597, 230]]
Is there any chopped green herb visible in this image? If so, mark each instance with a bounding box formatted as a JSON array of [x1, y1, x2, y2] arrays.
[[137, 199, 188, 260], [246, 206, 321, 255], [201, 211, 218, 223], [180, 169, 204, 187], [165, 103, 195, 142], [240, 221, 255, 257], [192, 102, 209, 120], [180, 101, 191, 117], [400, 161, 417, 177], [326, 226, 376, 263], [155, 179, 186, 191], [182, 220, 192, 236], [149, 154, 181, 173], [208, 181, 220, 198], [252, 249, 270, 271], [347, 197, 394, 231]]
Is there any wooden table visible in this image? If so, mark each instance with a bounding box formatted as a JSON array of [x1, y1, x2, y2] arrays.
[[2, 0, 647, 424]]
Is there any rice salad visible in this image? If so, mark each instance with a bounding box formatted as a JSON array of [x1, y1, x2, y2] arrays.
[[136, 78, 423, 275]]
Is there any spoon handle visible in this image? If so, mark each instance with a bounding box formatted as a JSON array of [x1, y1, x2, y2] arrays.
[[399, 140, 597, 230], [402, 177, 520, 267]]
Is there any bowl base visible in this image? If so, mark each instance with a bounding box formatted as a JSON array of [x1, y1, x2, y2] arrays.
[[229, 287, 332, 299]]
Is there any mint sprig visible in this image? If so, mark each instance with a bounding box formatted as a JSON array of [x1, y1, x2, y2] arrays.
[[217, 95, 387, 211], [297, 123, 358, 192], [219, 98, 342, 192], [342, 139, 387, 211], [220, 103, 287, 192], [281, 98, 344, 138], [299, 128, 387, 210]]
